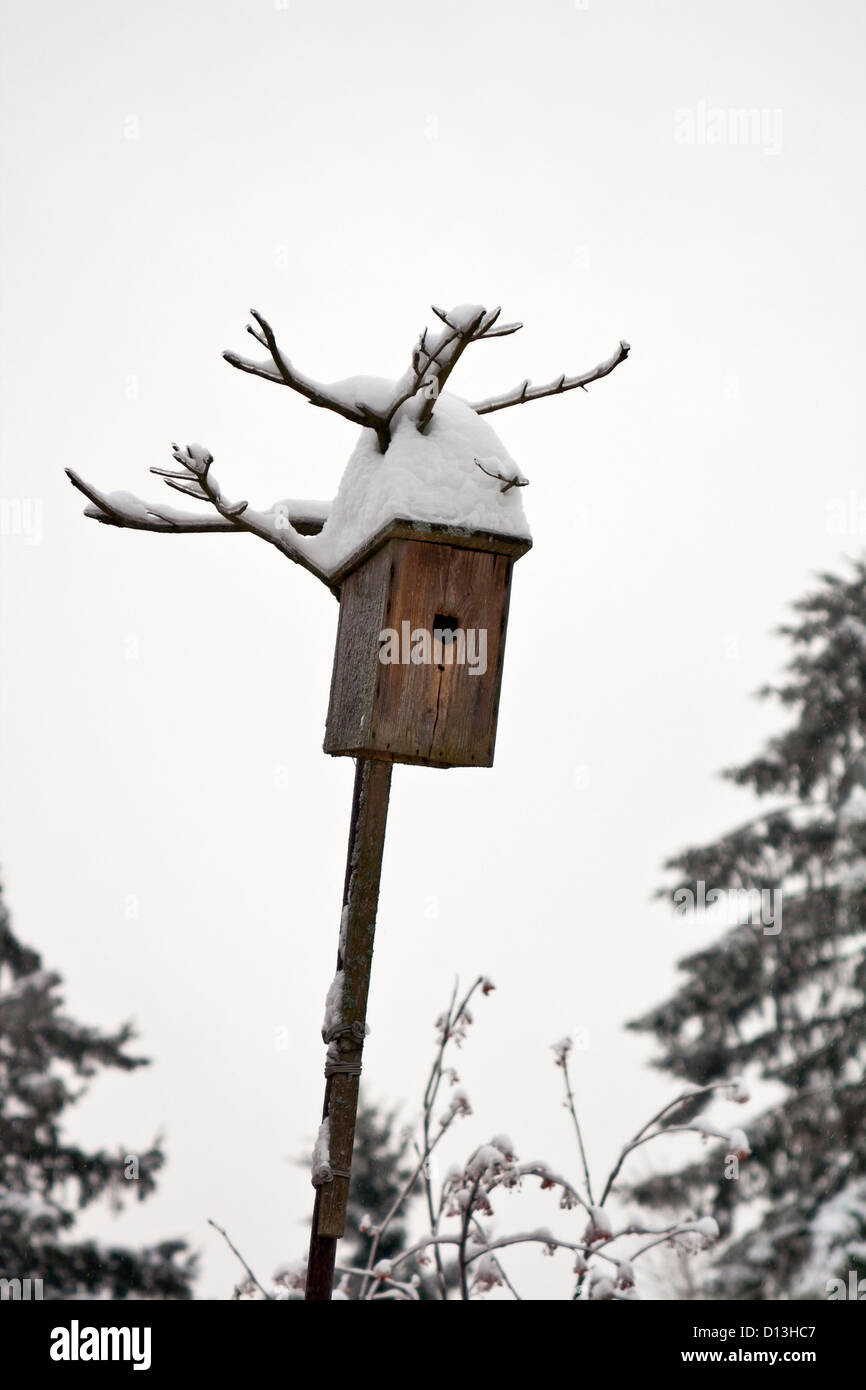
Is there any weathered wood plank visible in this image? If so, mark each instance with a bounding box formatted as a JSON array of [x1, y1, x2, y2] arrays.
[[306, 758, 392, 1296], [324, 544, 391, 757], [329, 516, 531, 588]]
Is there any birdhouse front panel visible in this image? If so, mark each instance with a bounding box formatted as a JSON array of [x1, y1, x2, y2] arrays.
[[325, 524, 529, 769]]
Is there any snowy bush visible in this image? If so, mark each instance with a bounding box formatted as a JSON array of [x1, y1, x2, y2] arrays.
[[219, 978, 750, 1301]]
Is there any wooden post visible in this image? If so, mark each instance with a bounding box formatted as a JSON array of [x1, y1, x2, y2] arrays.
[[305, 757, 393, 1301]]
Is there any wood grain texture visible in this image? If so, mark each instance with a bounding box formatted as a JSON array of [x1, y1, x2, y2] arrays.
[[324, 542, 391, 761], [325, 535, 519, 768], [328, 517, 530, 587]]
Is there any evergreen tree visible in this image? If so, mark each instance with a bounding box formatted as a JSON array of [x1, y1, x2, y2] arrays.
[[341, 1098, 416, 1270], [629, 561, 866, 1299], [0, 874, 196, 1299]]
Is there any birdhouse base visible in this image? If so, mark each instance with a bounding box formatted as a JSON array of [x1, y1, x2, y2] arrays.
[[324, 520, 530, 770]]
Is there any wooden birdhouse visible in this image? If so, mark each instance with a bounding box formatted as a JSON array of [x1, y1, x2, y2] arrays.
[[324, 519, 531, 769], [68, 299, 627, 773]]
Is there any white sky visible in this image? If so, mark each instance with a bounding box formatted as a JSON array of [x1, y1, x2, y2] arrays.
[[1, 0, 864, 1298]]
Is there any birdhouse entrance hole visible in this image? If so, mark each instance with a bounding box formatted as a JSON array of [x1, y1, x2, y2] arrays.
[[434, 614, 459, 665], [434, 613, 459, 637]]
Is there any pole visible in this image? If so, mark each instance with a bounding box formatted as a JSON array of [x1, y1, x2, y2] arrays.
[[305, 756, 393, 1301]]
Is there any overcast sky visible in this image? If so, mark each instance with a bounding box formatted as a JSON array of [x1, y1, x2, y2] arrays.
[[1, 0, 864, 1298]]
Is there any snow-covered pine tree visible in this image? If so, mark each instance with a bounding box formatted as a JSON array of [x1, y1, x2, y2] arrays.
[[629, 560, 866, 1299], [0, 875, 195, 1299]]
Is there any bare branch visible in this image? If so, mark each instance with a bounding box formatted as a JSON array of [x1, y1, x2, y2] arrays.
[[410, 306, 524, 434], [599, 1080, 745, 1204], [223, 309, 391, 451], [220, 302, 623, 454], [221, 301, 529, 451], [373, 324, 448, 437], [66, 446, 336, 592], [208, 1218, 272, 1300], [253, 975, 728, 1302], [415, 305, 491, 434], [458, 1175, 482, 1300], [357, 975, 489, 1301], [484, 1158, 590, 1215], [479, 320, 523, 339], [558, 1050, 594, 1206], [429, 305, 522, 339], [473, 457, 529, 494], [471, 339, 631, 416], [67, 469, 236, 533]]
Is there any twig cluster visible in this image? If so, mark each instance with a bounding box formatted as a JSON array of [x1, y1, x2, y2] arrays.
[[66, 301, 629, 587], [216, 979, 750, 1301]]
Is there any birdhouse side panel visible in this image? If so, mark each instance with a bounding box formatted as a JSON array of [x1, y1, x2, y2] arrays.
[[324, 544, 392, 757]]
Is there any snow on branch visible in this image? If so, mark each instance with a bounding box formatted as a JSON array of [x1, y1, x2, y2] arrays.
[[233, 982, 741, 1302], [412, 304, 522, 435], [223, 303, 529, 450], [473, 456, 529, 494], [223, 310, 394, 452], [599, 1080, 752, 1205], [470, 338, 631, 416], [66, 445, 335, 590], [207, 1219, 273, 1301], [68, 299, 627, 583]]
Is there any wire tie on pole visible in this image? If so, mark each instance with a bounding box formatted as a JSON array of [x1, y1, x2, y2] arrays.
[[324, 1020, 366, 1044], [324, 1059, 363, 1078], [311, 1165, 352, 1187]]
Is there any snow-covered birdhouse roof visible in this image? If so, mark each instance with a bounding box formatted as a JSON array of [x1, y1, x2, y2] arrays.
[[302, 386, 530, 579], [68, 301, 628, 593]]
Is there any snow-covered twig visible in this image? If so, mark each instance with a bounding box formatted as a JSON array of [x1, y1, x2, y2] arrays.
[[239, 977, 737, 1301], [66, 445, 335, 590], [353, 991, 740, 1298], [600, 1081, 750, 1204], [359, 975, 489, 1300], [224, 309, 393, 451], [458, 1175, 483, 1300], [470, 339, 631, 416], [413, 305, 522, 435], [335, 1261, 420, 1300], [554, 1038, 595, 1205], [70, 301, 627, 567], [473, 457, 529, 493], [222, 304, 524, 452], [343, 988, 731, 1300], [420, 976, 490, 1296]]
